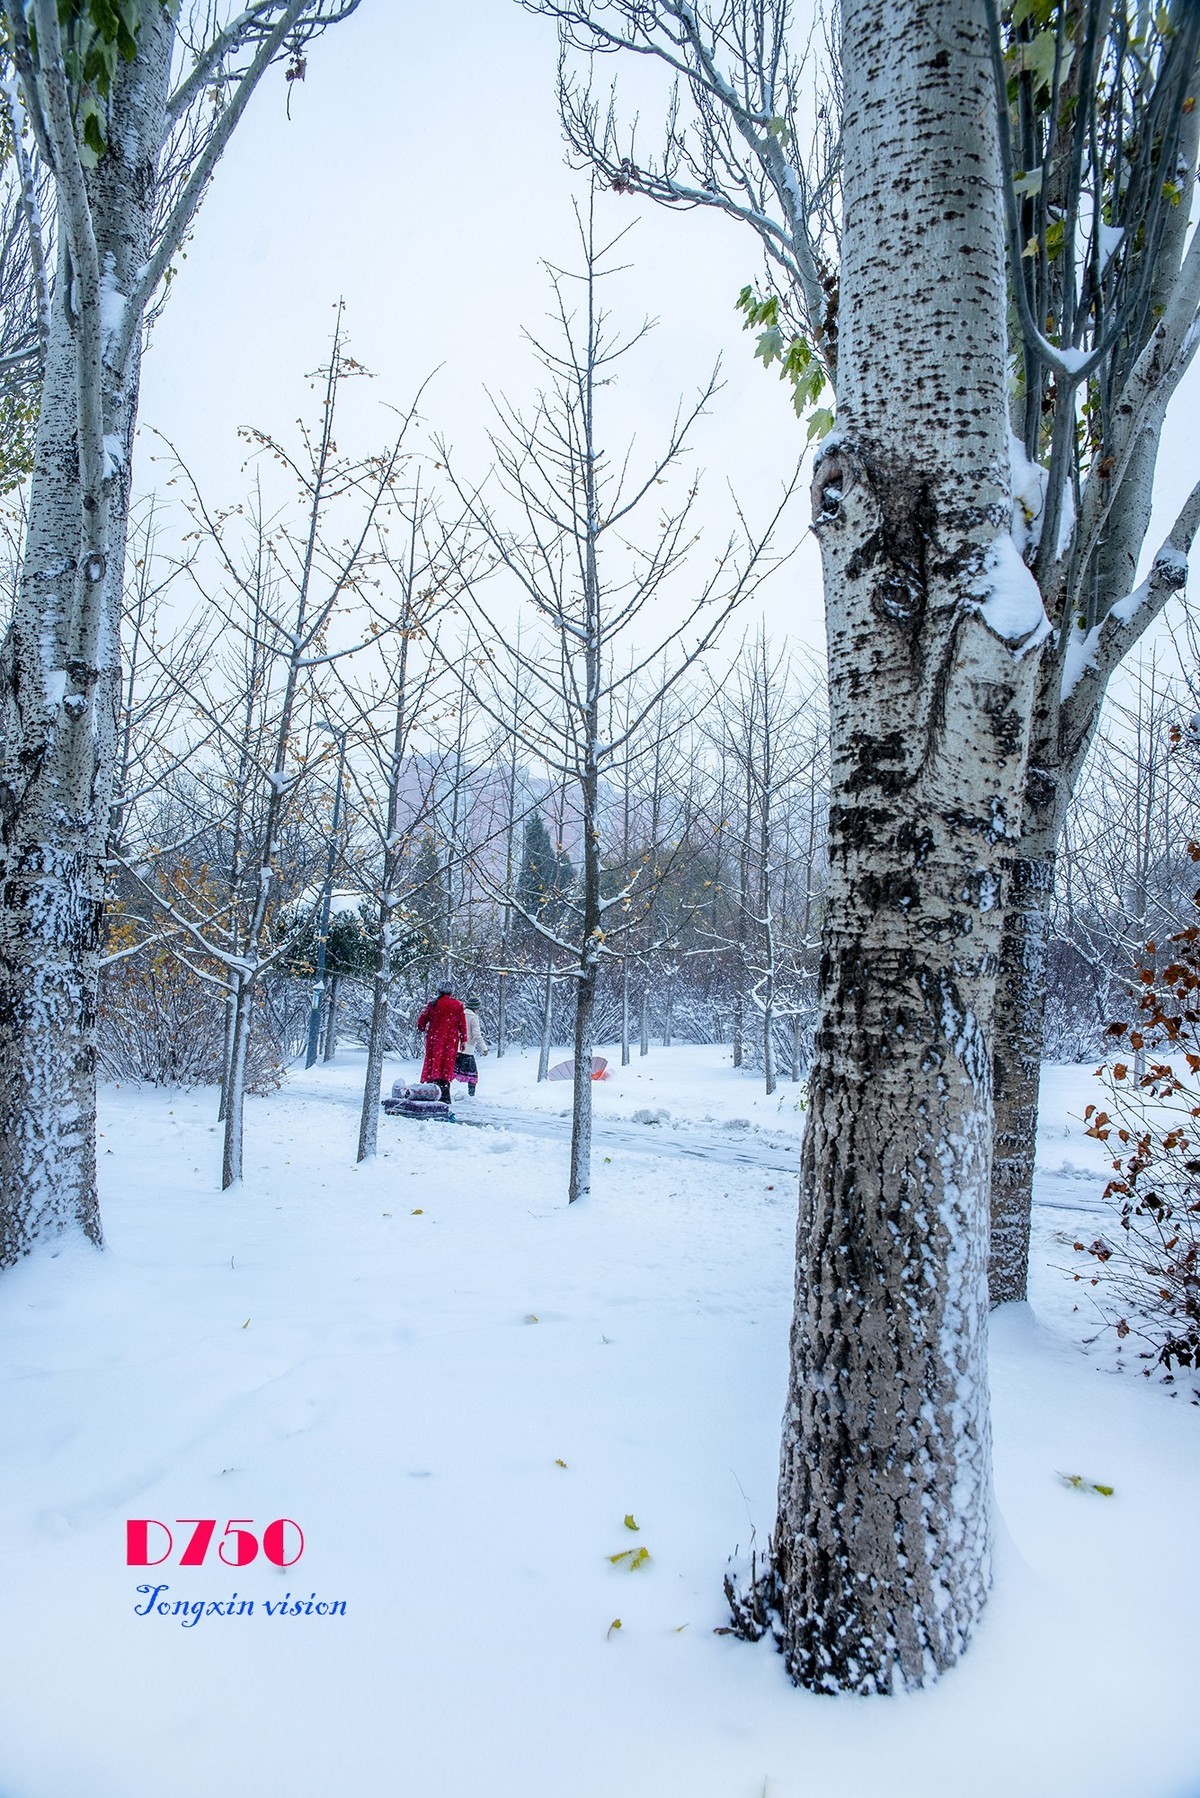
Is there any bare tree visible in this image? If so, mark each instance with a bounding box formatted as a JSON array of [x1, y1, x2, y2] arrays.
[[330, 490, 456, 1164], [527, 0, 841, 384], [117, 336, 401, 1185], [702, 630, 823, 1090], [445, 200, 789, 1202], [0, 0, 362, 1266]]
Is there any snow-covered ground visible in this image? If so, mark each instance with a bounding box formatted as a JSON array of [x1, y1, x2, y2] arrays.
[[1, 1047, 1197, 1798]]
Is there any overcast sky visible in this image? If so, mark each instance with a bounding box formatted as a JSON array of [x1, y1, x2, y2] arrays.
[[137, 1, 820, 651], [136, 2, 1197, 666]]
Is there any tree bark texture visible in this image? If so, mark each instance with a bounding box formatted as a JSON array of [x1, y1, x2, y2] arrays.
[[322, 973, 340, 1061], [0, 16, 174, 1267], [989, 852, 1054, 1302], [222, 978, 253, 1191], [756, 0, 1047, 1694], [356, 968, 389, 1165], [568, 964, 597, 1204]]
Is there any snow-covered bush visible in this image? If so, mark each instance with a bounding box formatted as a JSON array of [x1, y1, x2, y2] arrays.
[[99, 871, 285, 1091], [1074, 856, 1200, 1387], [98, 944, 286, 1091]]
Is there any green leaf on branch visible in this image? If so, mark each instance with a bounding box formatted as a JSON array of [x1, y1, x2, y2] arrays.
[[19, 0, 175, 160], [81, 106, 107, 162], [735, 286, 779, 330], [1012, 0, 1058, 25], [754, 325, 785, 367], [735, 283, 833, 431], [1007, 28, 1073, 93]]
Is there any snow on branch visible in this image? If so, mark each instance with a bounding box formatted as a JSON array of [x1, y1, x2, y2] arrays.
[[1062, 478, 1200, 723]]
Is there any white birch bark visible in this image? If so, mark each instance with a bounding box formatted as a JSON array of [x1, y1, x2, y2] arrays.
[[740, 0, 1047, 1692], [0, 10, 174, 1265]]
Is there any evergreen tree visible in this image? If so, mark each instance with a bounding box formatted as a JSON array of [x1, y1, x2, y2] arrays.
[[516, 814, 574, 938], [406, 835, 449, 966]]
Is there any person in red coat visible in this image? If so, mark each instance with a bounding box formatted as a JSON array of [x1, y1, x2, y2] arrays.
[[416, 987, 467, 1102]]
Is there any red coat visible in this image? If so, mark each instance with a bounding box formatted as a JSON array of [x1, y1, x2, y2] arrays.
[[417, 995, 467, 1083]]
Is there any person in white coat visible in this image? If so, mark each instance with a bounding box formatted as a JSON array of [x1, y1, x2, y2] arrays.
[[454, 995, 490, 1097]]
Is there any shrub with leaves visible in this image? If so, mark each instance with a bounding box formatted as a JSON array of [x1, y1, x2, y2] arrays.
[[1074, 845, 1200, 1385]]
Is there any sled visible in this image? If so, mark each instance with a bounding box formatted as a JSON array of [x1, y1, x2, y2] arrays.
[[382, 1080, 455, 1122], [546, 1055, 608, 1082]]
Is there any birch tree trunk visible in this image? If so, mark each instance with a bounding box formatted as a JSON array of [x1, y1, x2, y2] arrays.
[[0, 0, 361, 1264], [0, 13, 174, 1266], [747, 0, 1047, 1693], [989, 845, 1055, 1303]]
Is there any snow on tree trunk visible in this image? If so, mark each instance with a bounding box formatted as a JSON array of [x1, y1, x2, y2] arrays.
[[222, 978, 253, 1191], [217, 990, 237, 1124], [356, 967, 390, 1165], [569, 967, 596, 1204], [322, 973, 340, 1061], [568, 721, 601, 1202], [746, 0, 1048, 1694], [0, 14, 174, 1267]]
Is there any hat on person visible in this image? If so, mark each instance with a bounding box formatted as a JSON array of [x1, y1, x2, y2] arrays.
[[466, 995, 482, 1011], [437, 984, 453, 996]]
